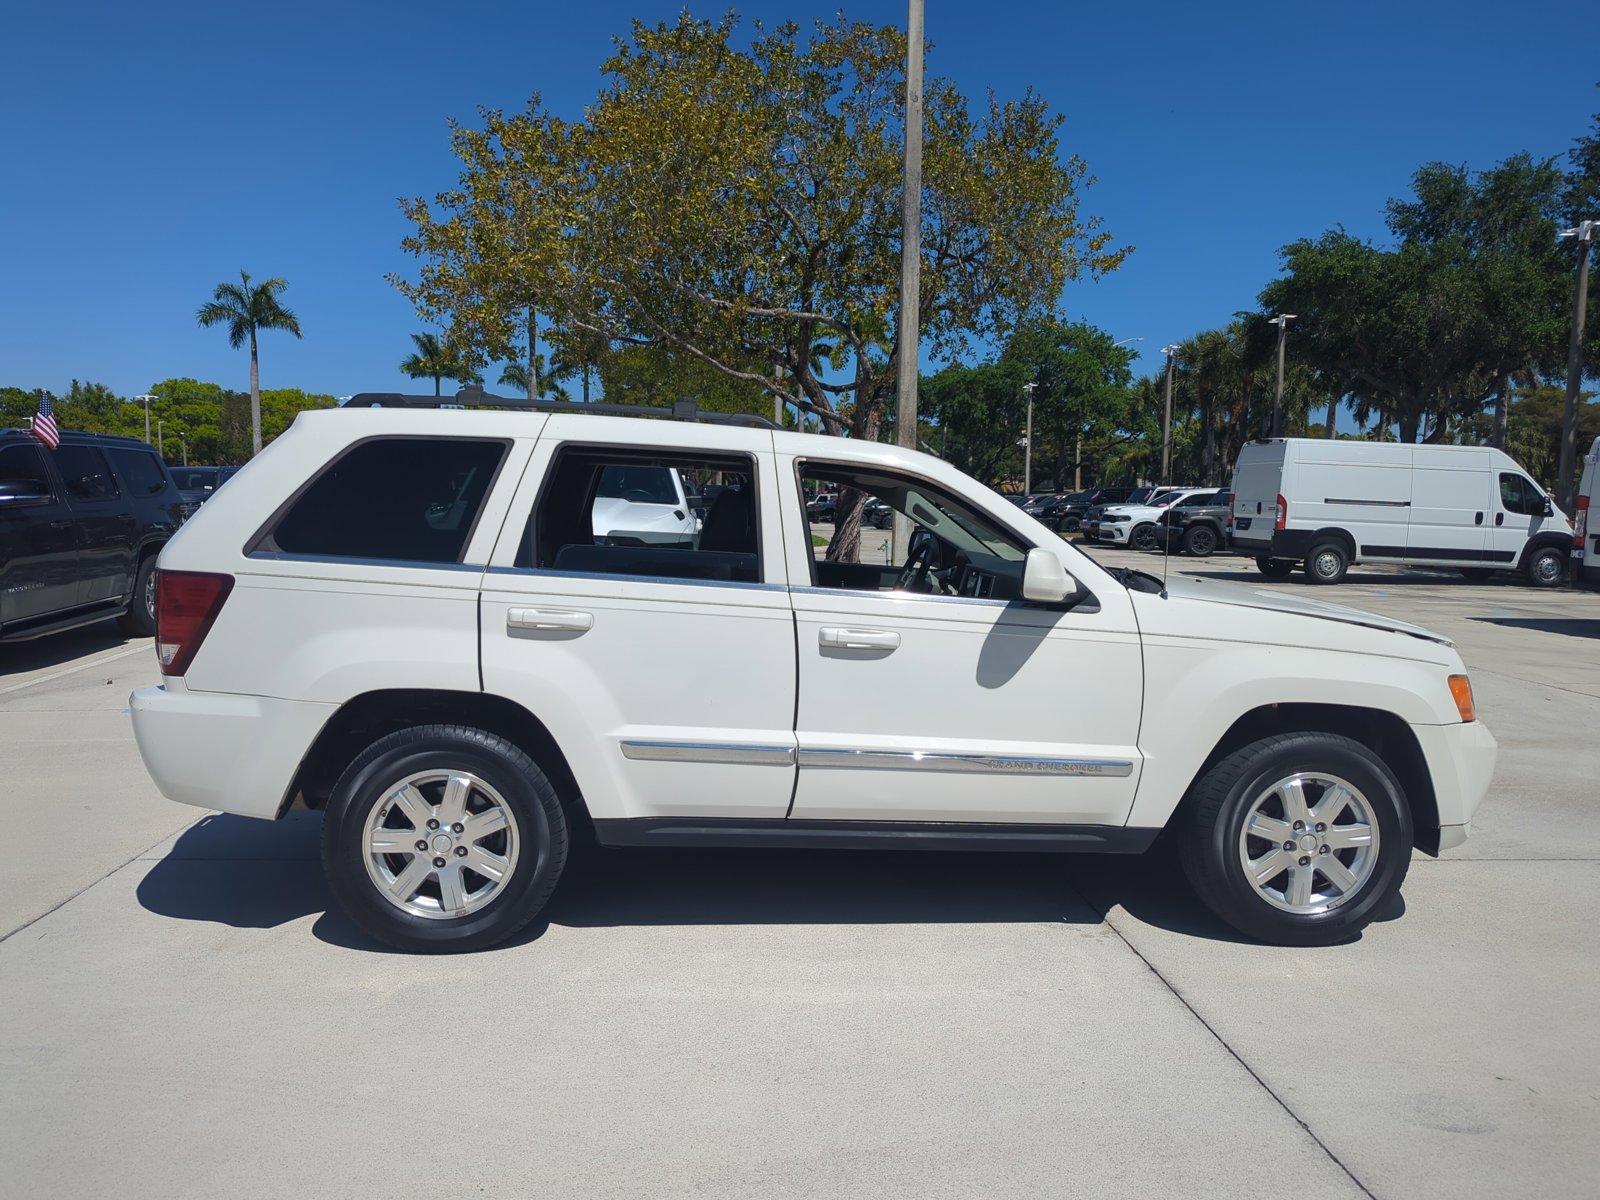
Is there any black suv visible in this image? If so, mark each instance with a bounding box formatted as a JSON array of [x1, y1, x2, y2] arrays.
[[1156, 490, 1231, 556], [0, 430, 187, 641]]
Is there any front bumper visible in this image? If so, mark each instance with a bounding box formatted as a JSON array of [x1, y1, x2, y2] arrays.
[[130, 683, 337, 820], [1411, 718, 1498, 849], [1098, 523, 1132, 544]]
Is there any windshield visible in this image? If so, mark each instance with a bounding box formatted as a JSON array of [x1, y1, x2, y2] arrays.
[[169, 468, 217, 490], [1150, 491, 1181, 506], [596, 465, 678, 505]]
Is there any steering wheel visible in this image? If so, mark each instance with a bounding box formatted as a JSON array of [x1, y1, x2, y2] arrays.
[[895, 535, 937, 592]]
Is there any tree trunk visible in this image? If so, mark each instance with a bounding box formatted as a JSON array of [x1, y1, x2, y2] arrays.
[[1200, 392, 1216, 485], [433, 374, 442, 397], [527, 308, 538, 402], [1073, 430, 1082, 491], [582, 364, 591, 405], [249, 329, 262, 457], [1398, 411, 1420, 443], [1490, 375, 1509, 450], [1324, 398, 1336, 439]]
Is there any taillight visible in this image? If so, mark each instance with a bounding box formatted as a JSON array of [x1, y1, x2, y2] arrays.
[[1274, 494, 1288, 531], [1575, 494, 1589, 550], [155, 570, 234, 676]]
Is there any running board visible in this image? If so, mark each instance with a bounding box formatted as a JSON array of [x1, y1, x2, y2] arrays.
[[592, 817, 1160, 854]]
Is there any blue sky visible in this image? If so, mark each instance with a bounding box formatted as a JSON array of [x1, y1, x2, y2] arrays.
[[2, 0, 1595, 401]]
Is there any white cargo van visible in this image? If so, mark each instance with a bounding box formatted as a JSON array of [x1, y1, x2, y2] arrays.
[[1574, 435, 1600, 588], [1230, 438, 1572, 586]]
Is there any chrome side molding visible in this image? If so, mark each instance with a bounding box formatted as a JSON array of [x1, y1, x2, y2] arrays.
[[619, 740, 796, 767], [796, 747, 1135, 777]]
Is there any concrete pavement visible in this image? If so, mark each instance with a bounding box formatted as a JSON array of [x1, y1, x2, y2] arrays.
[[2, 556, 1596, 1198]]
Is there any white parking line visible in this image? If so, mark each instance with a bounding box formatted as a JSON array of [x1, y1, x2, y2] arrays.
[[0, 643, 150, 697]]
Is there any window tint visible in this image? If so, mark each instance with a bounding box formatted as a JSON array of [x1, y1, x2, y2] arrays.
[[0, 444, 54, 503], [108, 448, 169, 497], [1176, 492, 1219, 507], [265, 437, 506, 563], [524, 446, 760, 584], [1498, 473, 1543, 516], [51, 445, 120, 500], [800, 463, 1028, 600], [169, 467, 217, 490]]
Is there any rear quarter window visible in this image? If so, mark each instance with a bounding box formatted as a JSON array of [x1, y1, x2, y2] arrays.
[[258, 437, 508, 564]]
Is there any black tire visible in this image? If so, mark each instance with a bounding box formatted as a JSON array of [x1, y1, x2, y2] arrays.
[[1131, 522, 1159, 551], [322, 724, 568, 953], [1255, 556, 1295, 580], [1304, 540, 1349, 585], [1457, 567, 1495, 581], [1177, 732, 1413, 946], [118, 554, 159, 636], [1182, 524, 1220, 557], [1522, 545, 1566, 588], [1059, 515, 1082, 534]]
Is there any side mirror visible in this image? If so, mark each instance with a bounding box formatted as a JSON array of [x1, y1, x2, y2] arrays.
[[1022, 547, 1076, 604]]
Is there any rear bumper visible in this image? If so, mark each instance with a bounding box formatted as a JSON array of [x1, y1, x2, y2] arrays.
[[1412, 718, 1497, 844], [130, 683, 337, 820], [1230, 528, 1315, 560]]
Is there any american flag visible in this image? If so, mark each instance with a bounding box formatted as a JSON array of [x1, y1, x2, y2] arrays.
[[31, 394, 59, 449]]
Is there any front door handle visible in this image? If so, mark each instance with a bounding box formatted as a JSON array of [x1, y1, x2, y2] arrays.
[[1495, 513, 1505, 526], [507, 607, 593, 633], [819, 626, 900, 651]]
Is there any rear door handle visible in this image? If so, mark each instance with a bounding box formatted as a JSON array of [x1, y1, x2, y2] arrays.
[[819, 626, 900, 651], [1474, 511, 1483, 525], [507, 607, 593, 633]]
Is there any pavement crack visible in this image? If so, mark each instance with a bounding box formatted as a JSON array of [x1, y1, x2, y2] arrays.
[[0, 816, 205, 947], [1065, 878, 1379, 1200]]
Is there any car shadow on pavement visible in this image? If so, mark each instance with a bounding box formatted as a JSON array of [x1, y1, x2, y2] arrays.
[[135, 813, 1397, 953], [1470, 616, 1600, 639], [0, 620, 131, 678]]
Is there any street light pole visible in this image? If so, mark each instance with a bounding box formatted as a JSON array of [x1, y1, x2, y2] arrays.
[[135, 393, 155, 444], [1557, 220, 1596, 510], [1021, 382, 1036, 495], [1268, 314, 1297, 438], [1160, 345, 1179, 484], [891, 0, 925, 561]]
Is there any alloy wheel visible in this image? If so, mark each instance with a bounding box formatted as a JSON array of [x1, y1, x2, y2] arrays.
[[1237, 772, 1380, 914], [362, 770, 521, 919]]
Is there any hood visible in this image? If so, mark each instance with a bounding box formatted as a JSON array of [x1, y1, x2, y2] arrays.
[[1155, 574, 1452, 646]]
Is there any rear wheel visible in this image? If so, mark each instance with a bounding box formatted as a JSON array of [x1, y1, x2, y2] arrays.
[[1131, 523, 1159, 551], [1255, 556, 1295, 580], [322, 724, 568, 953], [1523, 545, 1566, 588], [1182, 524, 1220, 557], [118, 554, 159, 636], [1304, 541, 1349, 585], [1177, 732, 1412, 945]]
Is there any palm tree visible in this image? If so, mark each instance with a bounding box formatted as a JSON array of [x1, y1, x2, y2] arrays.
[[196, 271, 302, 456], [400, 332, 478, 396], [499, 358, 570, 402]]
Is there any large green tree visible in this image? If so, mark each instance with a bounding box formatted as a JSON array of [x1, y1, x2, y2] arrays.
[[196, 271, 303, 457], [394, 11, 1126, 555]]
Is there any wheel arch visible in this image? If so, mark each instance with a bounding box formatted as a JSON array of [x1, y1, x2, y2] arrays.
[[281, 688, 587, 829], [1515, 531, 1571, 572], [1308, 526, 1357, 559], [1172, 702, 1439, 854]]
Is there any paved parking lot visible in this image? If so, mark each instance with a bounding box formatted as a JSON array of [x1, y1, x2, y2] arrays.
[[2, 548, 1596, 1199]]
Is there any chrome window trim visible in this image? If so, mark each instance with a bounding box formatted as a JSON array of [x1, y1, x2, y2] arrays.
[[486, 565, 789, 593], [788, 584, 1014, 610], [797, 747, 1134, 777], [246, 551, 487, 574], [620, 739, 796, 766]]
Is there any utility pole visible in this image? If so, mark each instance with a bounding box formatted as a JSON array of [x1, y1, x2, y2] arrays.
[[1557, 220, 1595, 510], [1160, 345, 1179, 483], [1268, 314, 1296, 438], [157, 417, 164, 457], [891, 0, 925, 561], [1021, 382, 1036, 495], [136, 393, 155, 444]]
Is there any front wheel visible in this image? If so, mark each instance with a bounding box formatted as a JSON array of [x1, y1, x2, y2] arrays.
[[1131, 523, 1159, 551], [1177, 732, 1413, 945], [118, 555, 159, 636], [322, 724, 568, 953], [1523, 546, 1566, 588]]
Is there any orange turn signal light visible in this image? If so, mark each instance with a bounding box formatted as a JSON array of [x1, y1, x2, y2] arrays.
[[1448, 674, 1476, 723]]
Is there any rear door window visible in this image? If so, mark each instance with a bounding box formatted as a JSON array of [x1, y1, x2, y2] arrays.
[[259, 437, 508, 564], [107, 448, 170, 497], [51, 445, 120, 500]]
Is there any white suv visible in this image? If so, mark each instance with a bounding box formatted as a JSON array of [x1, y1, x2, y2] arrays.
[[130, 400, 1496, 951]]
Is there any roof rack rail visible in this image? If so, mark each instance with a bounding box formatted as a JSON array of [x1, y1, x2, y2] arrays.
[[341, 387, 778, 430]]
